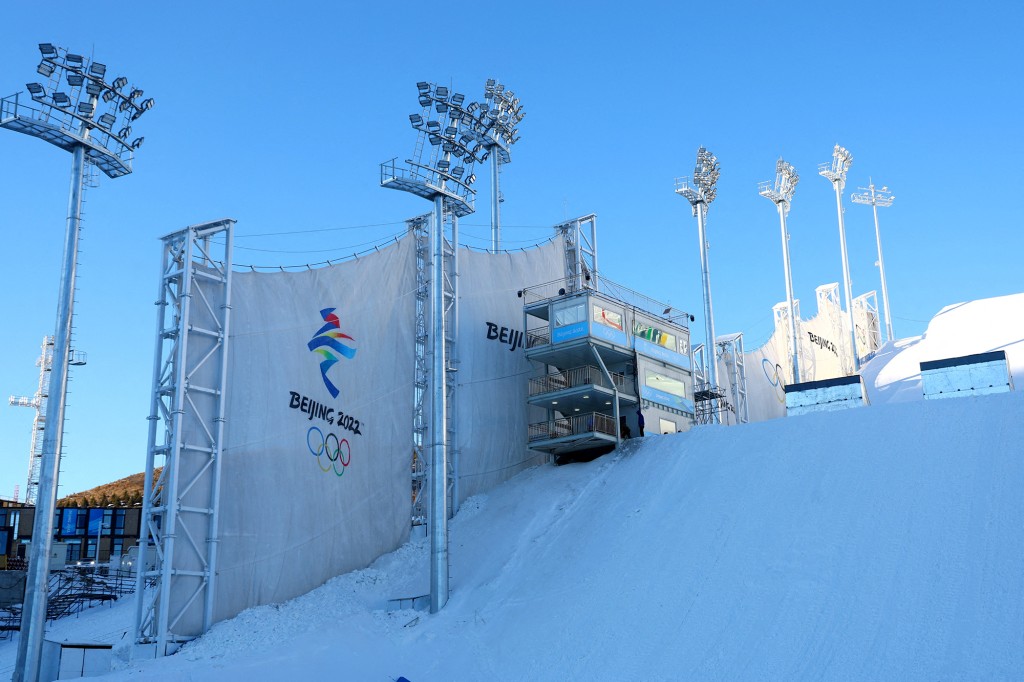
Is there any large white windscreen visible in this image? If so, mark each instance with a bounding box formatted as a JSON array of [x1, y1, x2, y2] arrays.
[[204, 235, 416, 627], [454, 236, 566, 503]]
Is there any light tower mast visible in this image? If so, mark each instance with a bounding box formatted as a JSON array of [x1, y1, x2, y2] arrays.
[[676, 147, 722, 423], [851, 180, 896, 342], [476, 79, 524, 252], [381, 81, 482, 613], [818, 144, 859, 374], [759, 159, 801, 384], [2, 43, 152, 682]]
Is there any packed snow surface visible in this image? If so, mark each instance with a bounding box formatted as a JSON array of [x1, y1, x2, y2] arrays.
[[2, 294, 1022, 680]]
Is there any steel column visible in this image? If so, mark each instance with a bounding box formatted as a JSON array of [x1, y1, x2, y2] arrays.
[[777, 203, 801, 384], [14, 142, 86, 682], [696, 203, 719, 422], [833, 182, 859, 372], [490, 153, 500, 252], [870, 191, 894, 342], [429, 195, 449, 613]]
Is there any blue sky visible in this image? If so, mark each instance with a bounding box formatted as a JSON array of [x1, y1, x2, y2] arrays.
[[1, 2, 1022, 495]]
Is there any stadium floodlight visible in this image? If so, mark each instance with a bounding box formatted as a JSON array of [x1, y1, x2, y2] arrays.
[[759, 158, 802, 384], [818, 144, 860, 373], [851, 179, 896, 342], [111, 76, 128, 90], [675, 146, 722, 423], [380, 80, 481, 617], [1, 43, 153, 682]]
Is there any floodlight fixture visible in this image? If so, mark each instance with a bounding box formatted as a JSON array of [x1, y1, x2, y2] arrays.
[[128, 88, 143, 100], [111, 76, 128, 90], [118, 125, 132, 139], [2, 42, 153, 682], [131, 136, 144, 149], [101, 89, 116, 103], [675, 146, 721, 423], [409, 113, 423, 126], [759, 158, 802, 383], [851, 179, 896, 342], [819, 143, 859, 373]]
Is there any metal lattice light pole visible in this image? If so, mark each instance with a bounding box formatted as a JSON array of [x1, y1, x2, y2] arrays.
[[759, 158, 801, 384], [676, 147, 722, 423], [818, 144, 859, 374], [851, 179, 895, 342], [1, 42, 153, 682], [381, 81, 480, 613]]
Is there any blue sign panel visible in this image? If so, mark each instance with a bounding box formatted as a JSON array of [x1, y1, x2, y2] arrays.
[[635, 337, 691, 370], [552, 321, 588, 344], [641, 385, 695, 414], [61, 509, 78, 536], [591, 323, 629, 347]]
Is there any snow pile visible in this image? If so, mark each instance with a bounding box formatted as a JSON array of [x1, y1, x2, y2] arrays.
[[862, 292, 1024, 404]]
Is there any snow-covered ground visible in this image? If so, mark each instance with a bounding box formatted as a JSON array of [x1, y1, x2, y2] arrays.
[[3, 296, 1023, 681]]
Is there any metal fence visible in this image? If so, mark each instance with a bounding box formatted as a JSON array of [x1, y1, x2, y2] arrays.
[[529, 366, 633, 397], [528, 412, 616, 442]]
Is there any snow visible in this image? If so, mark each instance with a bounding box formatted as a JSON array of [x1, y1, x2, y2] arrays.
[[3, 295, 1024, 681]]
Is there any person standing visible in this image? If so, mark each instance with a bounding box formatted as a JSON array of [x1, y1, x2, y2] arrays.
[[637, 409, 645, 437]]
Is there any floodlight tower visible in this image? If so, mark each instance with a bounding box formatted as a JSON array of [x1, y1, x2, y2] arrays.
[[818, 144, 859, 374], [851, 180, 896, 342], [381, 81, 480, 614], [759, 159, 801, 384], [675, 147, 722, 423], [474, 79, 524, 252], [1, 43, 153, 682]]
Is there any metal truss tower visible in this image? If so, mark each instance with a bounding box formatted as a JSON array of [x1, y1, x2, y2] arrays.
[[9, 337, 54, 505], [717, 333, 749, 424], [554, 214, 599, 293], [134, 219, 234, 658]]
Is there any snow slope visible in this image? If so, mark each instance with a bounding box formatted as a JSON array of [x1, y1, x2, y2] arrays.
[[2, 295, 1023, 681], [4, 391, 1022, 681]]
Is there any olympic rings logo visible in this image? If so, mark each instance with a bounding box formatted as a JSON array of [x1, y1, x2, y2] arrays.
[[762, 358, 787, 404], [307, 426, 352, 477]]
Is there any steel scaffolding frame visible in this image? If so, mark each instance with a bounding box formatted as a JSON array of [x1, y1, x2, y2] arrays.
[[134, 218, 234, 657], [554, 214, 598, 293], [854, 291, 881, 359], [718, 333, 749, 424], [8, 337, 53, 505]]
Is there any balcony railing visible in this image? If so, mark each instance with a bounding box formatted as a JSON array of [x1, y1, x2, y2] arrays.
[[528, 412, 617, 442], [526, 326, 551, 348], [529, 365, 633, 397]]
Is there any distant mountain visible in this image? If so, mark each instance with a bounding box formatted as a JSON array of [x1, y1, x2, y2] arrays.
[[58, 468, 161, 507]]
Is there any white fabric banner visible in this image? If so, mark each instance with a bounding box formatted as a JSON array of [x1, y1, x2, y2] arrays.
[[454, 237, 566, 503], [203, 236, 416, 627]]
